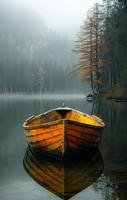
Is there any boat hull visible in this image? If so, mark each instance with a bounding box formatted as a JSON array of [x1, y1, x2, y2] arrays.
[[24, 119, 103, 160]]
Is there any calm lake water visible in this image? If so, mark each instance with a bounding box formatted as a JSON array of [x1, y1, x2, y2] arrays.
[[0, 95, 127, 200]]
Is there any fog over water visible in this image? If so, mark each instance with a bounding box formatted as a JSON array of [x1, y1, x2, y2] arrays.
[[0, 0, 103, 95], [1, 0, 102, 37]]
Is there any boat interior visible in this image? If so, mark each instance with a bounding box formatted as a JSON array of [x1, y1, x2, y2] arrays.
[[25, 108, 104, 128]]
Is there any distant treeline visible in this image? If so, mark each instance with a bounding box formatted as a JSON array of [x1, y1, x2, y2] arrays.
[[73, 0, 127, 95], [0, 2, 85, 94]]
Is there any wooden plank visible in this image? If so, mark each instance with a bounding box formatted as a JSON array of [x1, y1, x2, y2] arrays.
[[67, 130, 101, 144], [31, 135, 63, 152], [66, 121, 102, 137], [26, 129, 63, 143], [25, 123, 63, 137], [30, 134, 62, 145], [67, 135, 98, 151]]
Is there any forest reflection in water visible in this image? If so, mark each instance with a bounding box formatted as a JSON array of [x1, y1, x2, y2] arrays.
[[92, 100, 127, 200], [0, 96, 127, 200]]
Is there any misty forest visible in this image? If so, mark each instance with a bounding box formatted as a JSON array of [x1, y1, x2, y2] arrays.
[[73, 0, 127, 97], [0, 1, 86, 94], [0, 0, 127, 97]]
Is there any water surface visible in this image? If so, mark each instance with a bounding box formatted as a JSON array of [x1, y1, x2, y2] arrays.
[[0, 95, 127, 200]]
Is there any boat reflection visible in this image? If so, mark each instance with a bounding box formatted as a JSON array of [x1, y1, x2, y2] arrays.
[[23, 146, 104, 200]]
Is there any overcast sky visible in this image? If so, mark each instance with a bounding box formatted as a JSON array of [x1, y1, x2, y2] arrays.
[[2, 0, 102, 37]]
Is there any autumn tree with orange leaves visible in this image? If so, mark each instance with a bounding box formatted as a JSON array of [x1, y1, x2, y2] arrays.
[[73, 3, 107, 95]]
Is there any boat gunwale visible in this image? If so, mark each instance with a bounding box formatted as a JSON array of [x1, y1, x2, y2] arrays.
[[43, 107, 103, 122], [23, 107, 105, 130], [23, 118, 105, 131], [23, 119, 64, 130]]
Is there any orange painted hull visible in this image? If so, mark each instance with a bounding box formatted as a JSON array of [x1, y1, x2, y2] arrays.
[[23, 107, 105, 159], [24, 119, 103, 159]]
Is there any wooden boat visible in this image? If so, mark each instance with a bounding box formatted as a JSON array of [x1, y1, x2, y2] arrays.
[[23, 146, 104, 200], [23, 107, 105, 159]]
